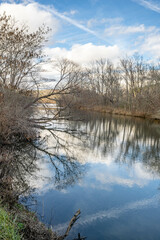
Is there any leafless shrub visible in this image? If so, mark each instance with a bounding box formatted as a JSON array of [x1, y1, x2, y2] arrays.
[[0, 87, 36, 144]]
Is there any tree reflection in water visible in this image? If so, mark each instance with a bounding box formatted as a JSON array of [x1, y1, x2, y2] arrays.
[[67, 111, 160, 177], [0, 126, 85, 203]]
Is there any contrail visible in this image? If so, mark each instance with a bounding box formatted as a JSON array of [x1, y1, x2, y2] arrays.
[[133, 0, 160, 13], [40, 4, 108, 43], [54, 194, 160, 233], [49, 8, 97, 36]]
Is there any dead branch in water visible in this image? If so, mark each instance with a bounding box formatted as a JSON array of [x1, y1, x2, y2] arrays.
[[58, 209, 81, 240]]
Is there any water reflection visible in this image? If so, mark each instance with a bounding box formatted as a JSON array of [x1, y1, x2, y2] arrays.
[[1, 112, 160, 239], [67, 112, 160, 176], [1, 112, 160, 193], [0, 143, 38, 203], [39, 112, 160, 239], [54, 193, 160, 232], [0, 129, 84, 202]]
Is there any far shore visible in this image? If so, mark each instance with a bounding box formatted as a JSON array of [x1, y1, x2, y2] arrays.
[[78, 105, 160, 122]]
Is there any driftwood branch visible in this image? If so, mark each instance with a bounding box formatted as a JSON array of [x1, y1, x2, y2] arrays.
[[58, 209, 81, 240]]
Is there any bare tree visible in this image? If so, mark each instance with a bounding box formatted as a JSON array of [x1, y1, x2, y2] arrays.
[[0, 13, 49, 91], [86, 58, 121, 106], [0, 13, 84, 144], [120, 55, 149, 111]]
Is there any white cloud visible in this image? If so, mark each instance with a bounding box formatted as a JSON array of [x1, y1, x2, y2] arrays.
[[70, 10, 78, 15], [44, 43, 121, 66], [95, 172, 144, 188], [84, 161, 159, 191], [87, 17, 123, 28], [105, 24, 155, 36], [39, 43, 121, 83], [63, 9, 78, 16], [0, 2, 59, 34], [102, 17, 123, 25], [103, 22, 160, 60], [87, 18, 98, 28], [56, 39, 67, 44], [139, 33, 160, 58]]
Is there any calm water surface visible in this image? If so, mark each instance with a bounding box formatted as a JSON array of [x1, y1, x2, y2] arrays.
[[26, 113, 160, 240]]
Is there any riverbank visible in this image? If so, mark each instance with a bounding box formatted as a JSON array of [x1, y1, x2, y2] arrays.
[[0, 200, 58, 240], [79, 105, 160, 122], [0, 194, 80, 240]]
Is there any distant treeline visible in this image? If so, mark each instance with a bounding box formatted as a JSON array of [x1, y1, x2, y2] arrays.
[[59, 56, 160, 115]]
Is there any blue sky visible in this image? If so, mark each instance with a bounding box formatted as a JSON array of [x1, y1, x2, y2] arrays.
[[1, 0, 160, 65]]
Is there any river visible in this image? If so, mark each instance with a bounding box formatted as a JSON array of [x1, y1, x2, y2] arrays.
[[23, 112, 160, 240]]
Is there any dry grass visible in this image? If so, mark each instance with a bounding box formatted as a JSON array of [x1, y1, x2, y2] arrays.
[[34, 89, 58, 104], [79, 105, 154, 120]]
